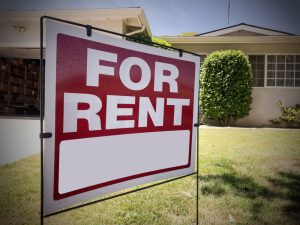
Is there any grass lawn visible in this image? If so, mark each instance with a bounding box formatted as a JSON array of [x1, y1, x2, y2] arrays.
[[0, 127, 299, 225]]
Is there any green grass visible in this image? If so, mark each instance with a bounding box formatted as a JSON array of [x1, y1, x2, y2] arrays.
[[0, 127, 300, 225]]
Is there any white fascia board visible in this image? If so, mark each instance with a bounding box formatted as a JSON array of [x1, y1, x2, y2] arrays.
[[163, 36, 300, 44]]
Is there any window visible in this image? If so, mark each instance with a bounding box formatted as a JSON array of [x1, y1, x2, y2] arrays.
[[248, 55, 265, 87], [249, 54, 300, 88], [266, 55, 300, 87], [0, 58, 40, 116]]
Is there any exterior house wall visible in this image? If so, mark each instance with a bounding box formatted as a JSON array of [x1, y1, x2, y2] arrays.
[[0, 19, 125, 165], [235, 88, 300, 126], [0, 9, 149, 165], [170, 42, 300, 127], [220, 30, 265, 36], [0, 118, 39, 165], [0, 21, 41, 48], [0, 19, 125, 48]]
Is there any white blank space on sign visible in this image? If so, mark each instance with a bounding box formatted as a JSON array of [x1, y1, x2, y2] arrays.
[[59, 130, 190, 194]]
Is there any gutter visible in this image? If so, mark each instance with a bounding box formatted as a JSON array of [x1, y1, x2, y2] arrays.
[[125, 15, 146, 36]]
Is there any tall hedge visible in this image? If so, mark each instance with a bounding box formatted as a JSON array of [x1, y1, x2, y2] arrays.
[[200, 50, 253, 125]]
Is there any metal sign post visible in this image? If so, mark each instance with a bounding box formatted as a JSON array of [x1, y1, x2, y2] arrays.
[[40, 16, 200, 224]]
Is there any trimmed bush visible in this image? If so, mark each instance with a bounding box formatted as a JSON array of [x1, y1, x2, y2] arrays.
[[270, 101, 300, 127], [200, 50, 253, 125]]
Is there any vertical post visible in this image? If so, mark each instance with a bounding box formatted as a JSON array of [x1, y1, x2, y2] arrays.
[[196, 124, 199, 225], [196, 57, 200, 225], [40, 16, 44, 225]]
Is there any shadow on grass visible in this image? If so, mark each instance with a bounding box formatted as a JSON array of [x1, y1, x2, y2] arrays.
[[269, 171, 300, 223], [199, 158, 300, 224], [199, 159, 275, 199], [200, 173, 275, 199]]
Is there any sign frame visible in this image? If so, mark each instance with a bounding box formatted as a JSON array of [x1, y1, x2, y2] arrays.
[[40, 16, 200, 223]]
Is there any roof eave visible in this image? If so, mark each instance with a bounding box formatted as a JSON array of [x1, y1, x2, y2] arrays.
[[0, 8, 152, 37], [0, 8, 148, 23], [163, 36, 300, 44]]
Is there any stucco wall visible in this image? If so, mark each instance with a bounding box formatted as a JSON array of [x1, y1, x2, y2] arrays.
[[0, 19, 126, 165], [0, 118, 40, 165], [0, 16, 132, 165], [171, 41, 300, 127], [236, 88, 300, 126]]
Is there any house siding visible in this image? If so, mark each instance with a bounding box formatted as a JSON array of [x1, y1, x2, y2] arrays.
[[235, 88, 300, 127], [0, 9, 146, 165], [0, 117, 39, 165], [220, 30, 265, 36], [170, 43, 300, 55], [170, 42, 300, 127]]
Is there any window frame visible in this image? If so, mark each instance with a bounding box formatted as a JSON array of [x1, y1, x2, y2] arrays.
[[248, 54, 265, 88], [248, 53, 300, 89], [266, 53, 300, 88]]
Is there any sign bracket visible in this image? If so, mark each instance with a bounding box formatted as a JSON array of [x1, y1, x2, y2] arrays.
[[85, 25, 92, 37], [179, 49, 183, 57], [39, 132, 52, 139]]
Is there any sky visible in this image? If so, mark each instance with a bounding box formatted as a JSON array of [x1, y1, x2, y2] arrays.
[[0, 0, 300, 36]]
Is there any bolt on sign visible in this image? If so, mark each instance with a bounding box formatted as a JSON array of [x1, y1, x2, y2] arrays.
[[43, 20, 200, 215]]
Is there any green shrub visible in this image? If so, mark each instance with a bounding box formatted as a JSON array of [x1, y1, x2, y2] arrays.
[[127, 34, 171, 50], [200, 50, 253, 125], [151, 36, 171, 48], [270, 101, 300, 127]]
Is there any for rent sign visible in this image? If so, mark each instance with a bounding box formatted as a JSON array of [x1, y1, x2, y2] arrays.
[[43, 20, 200, 215]]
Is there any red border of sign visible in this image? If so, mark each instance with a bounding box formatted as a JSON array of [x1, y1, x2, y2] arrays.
[[52, 34, 195, 201]]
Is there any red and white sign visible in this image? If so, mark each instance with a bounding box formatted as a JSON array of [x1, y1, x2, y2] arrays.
[[44, 20, 199, 215]]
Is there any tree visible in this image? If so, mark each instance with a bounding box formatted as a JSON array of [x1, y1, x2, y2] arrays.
[[200, 50, 253, 125]]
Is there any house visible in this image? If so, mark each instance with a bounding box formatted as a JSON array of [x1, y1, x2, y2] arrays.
[[0, 8, 151, 165], [1, 9, 299, 164], [163, 23, 300, 127], [0, 8, 151, 58]]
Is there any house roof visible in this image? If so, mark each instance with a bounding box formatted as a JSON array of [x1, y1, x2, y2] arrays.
[[162, 35, 300, 44], [0, 8, 152, 36], [196, 23, 293, 37], [162, 23, 300, 45]]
